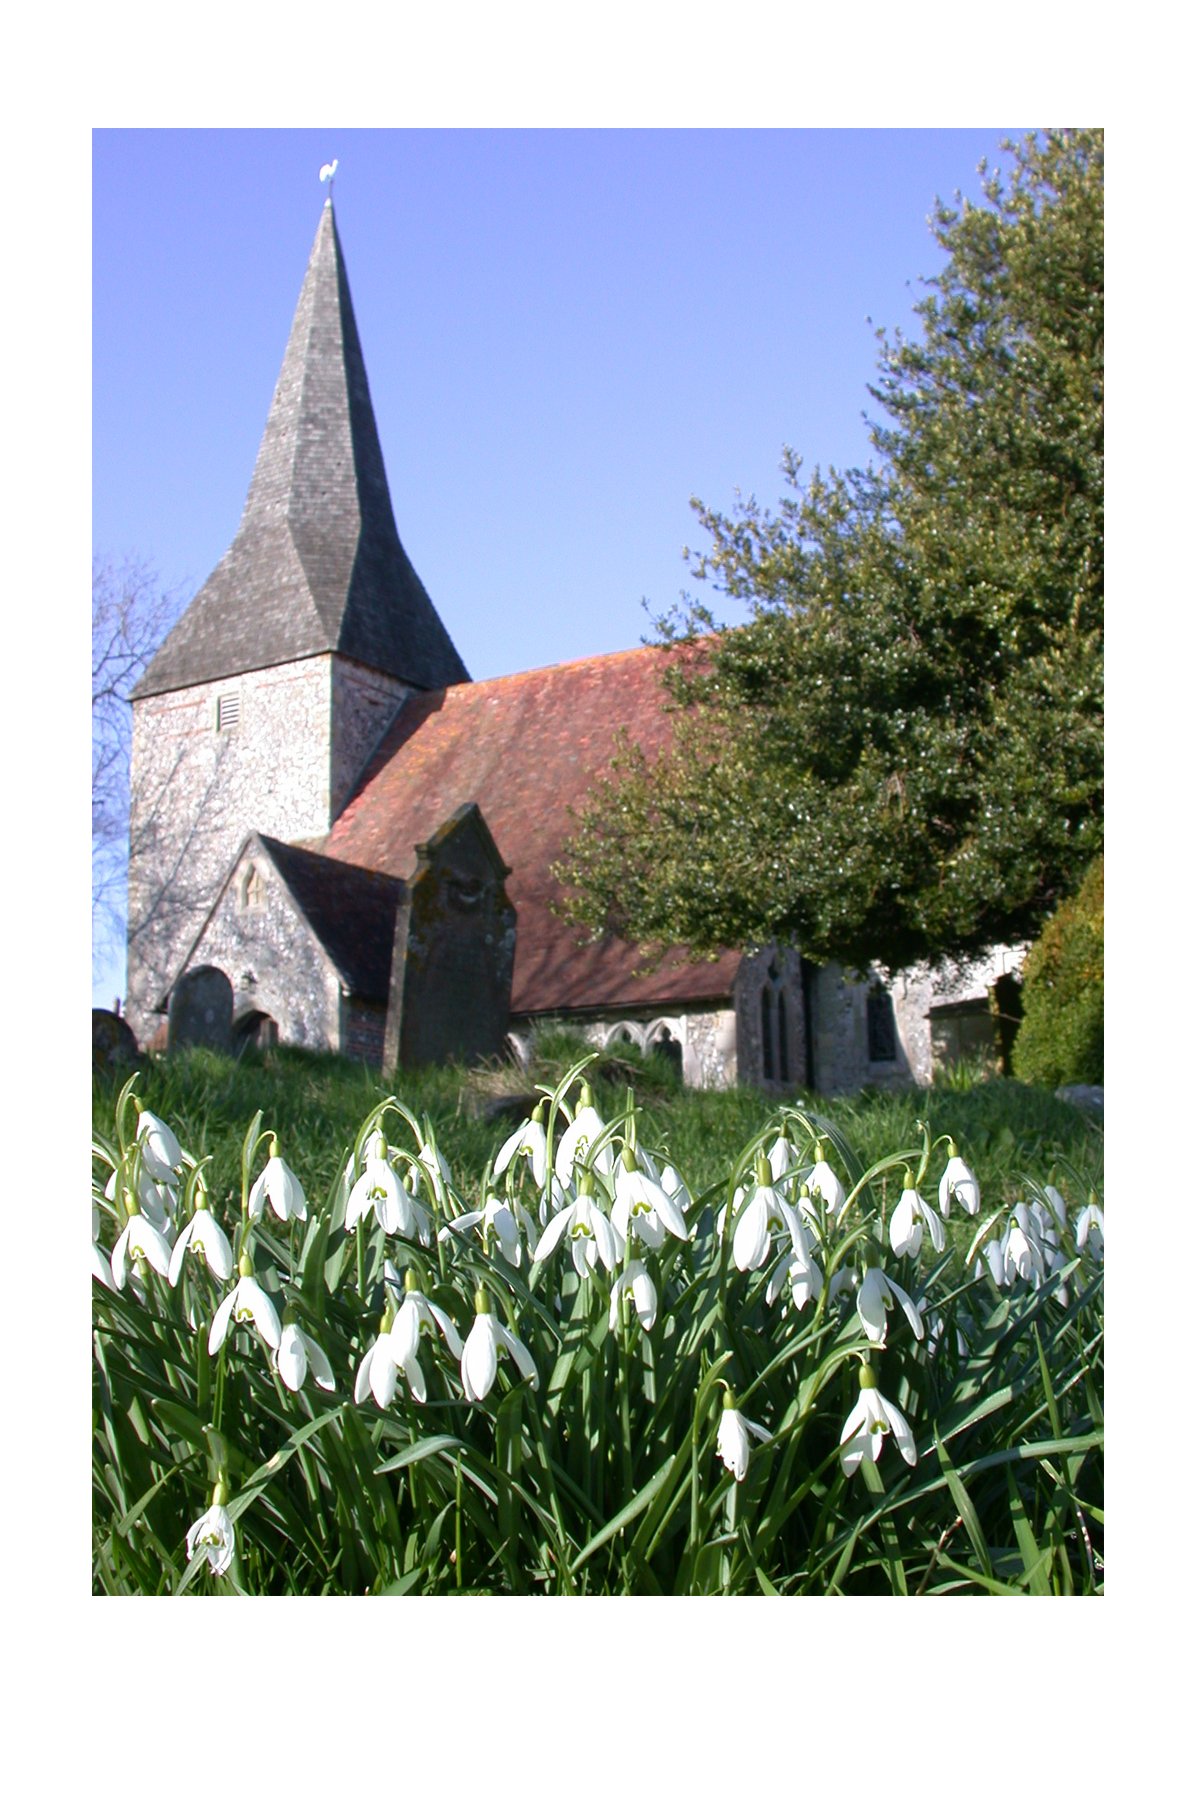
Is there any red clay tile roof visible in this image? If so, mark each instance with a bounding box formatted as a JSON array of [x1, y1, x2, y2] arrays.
[[320, 642, 743, 1015]]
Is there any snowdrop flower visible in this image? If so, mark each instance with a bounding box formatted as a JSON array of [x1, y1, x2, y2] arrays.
[[554, 1089, 615, 1185], [275, 1317, 335, 1393], [460, 1288, 538, 1403], [716, 1393, 771, 1483], [840, 1364, 918, 1477], [938, 1146, 980, 1218], [92, 1198, 117, 1290], [208, 1254, 282, 1354], [658, 1160, 691, 1213], [974, 1238, 1010, 1288], [611, 1152, 689, 1251], [168, 1195, 234, 1286], [387, 1270, 465, 1404], [766, 1223, 823, 1315], [1002, 1205, 1045, 1284], [767, 1134, 799, 1184], [355, 1309, 402, 1409], [135, 1105, 184, 1183], [440, 1192, 535, 1267], [346, 1132, 406, 1233], [186, 1484, 235, 1577], [111, 1205, 173, 1292], [346, 1133, 431, 1241], [249, 1141, 307, 1223], [1075, 1198, 1104, 1260], [1042, 1182, 1069, 1231], [532, 1178, 620, 1276], [106, 1164, 175, 1235], [856, 1262, 924, 1345], [609, 1258, 658, 1332], [889, 1169, 946, 1259], [731, 1162, 807, 1273], [808, 1144, 848, 1222], [494, 1107, 549, 1190]]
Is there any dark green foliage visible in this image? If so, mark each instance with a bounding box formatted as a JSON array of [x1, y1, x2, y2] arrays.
[[557, 130, 1102, 973], [1012, 857, 1103, 1088]]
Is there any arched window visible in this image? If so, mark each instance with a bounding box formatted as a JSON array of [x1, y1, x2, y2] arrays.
[[866, 982, 897, 1063], [761, 958, 789, 1084]]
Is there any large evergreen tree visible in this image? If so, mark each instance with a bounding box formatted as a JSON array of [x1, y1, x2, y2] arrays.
[[557, 130, 1103, 973]]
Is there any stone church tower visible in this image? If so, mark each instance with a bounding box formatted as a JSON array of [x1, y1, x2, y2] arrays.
[[126, 200, 469, 1047]]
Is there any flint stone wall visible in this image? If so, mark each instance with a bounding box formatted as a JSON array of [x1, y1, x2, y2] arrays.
[[126, 654, 410, 1048]]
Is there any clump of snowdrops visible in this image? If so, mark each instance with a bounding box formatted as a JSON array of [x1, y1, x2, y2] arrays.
[[92, 1056, 1103, 1594]]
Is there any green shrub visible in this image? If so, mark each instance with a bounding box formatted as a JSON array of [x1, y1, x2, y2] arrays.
[[1012, 857, 1103, 1088]]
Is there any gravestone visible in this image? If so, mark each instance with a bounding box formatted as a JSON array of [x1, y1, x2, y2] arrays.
[[168, 965, 234, 1053], [385, 804, 516, 1069], [92, 1008, 140, 1077]]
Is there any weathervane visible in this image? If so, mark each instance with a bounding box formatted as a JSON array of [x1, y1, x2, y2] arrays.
[[319, 158, 338, 197]]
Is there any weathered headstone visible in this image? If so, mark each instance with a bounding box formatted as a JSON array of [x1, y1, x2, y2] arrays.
[[92, 1008, 140, 1077], [168, 965, 234, 1053], [385, 804, 516, 1069]]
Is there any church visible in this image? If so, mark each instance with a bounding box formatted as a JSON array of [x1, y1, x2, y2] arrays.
[[126, 199, 1018, 1093]]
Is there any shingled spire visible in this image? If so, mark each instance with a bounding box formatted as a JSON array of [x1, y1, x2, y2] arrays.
[[135, 200, 469, 699]]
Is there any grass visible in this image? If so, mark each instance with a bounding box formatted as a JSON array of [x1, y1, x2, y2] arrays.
[[93, 1032, 1103, 1230]]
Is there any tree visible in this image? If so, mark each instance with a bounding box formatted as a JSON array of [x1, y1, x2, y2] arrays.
[[556, 130, 1103, 974], [92, 556, 185, 982]]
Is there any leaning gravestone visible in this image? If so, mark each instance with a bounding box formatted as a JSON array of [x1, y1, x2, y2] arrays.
[[385, 804, 516, 1070], [93, 1008, 140, 1078], [168, 966, 234, 1053]]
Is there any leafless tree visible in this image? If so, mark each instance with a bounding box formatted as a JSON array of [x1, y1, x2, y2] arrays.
[[92, 555, 186, 980]]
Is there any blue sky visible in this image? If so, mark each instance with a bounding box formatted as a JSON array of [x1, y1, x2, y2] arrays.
[[94, 128, 1026, 683], [92, 127, 1030, 1004]]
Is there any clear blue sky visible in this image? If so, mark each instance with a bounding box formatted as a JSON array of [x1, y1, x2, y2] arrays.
[[93, 126, 1027, 1003]]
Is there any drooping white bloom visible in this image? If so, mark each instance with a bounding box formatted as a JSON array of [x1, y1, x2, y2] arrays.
[[840, 1368, 918, 1476], [889, 1178, 946, 1259], [440, 1192, 535, 1267], [938, 1151, 980, 1219], [494, 1114, 549, 1190], [1042, 1183, 1069, 1230], [460, 1293, 538, 1403], [554, 1101, 615, 1186], [346, 1133, 404, 1232], [248, 1147, 308, 1223], [111, 1210, 173, 1291], [731, 1179, 804, 1274], [186, 1502, 236, 1576], [611, 1160, 689, 1252], [856, 1264, 924, 1345], [388, 1282, 465, 1403], [974, 1238, 1010, 1288], [767, 1134, 799, 1185], [532, 1189, 620, 1276], [609, 1259, 658, 1332], [716, 1398, 771, 1483], [766, 1219, 823, 1315], [808, 1149, 847, 1222], [1002, 1205, 1046, 1284], [355, 1321, 401, 1409], [92, 1197, 118, 1290], [1075, 1200, 1105, 1260], [208, 1264, 282, 1354], [168, 1205, 234, 1286], [106, 1164, 175, 1235], [275, 1321, 336, 1393], [136, 1108, 184, 1183], [346, 1132, 431, 1239]]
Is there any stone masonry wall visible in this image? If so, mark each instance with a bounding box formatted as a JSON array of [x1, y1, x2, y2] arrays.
[[126, 653, 408, 1047], [176, 843, 342, 1051]]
